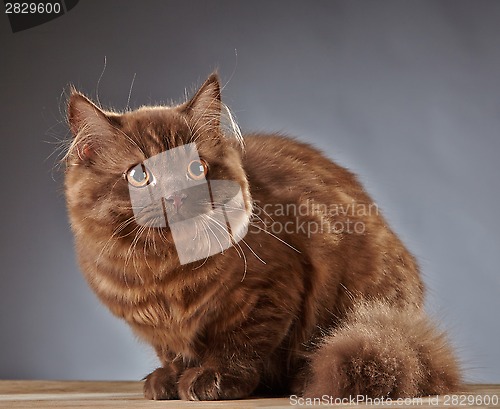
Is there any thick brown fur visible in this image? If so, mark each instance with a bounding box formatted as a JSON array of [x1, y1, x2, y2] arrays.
[[64, 73, 461, 401], [304, 300, 460, 399]]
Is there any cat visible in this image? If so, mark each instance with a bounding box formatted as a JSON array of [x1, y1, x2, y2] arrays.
[[64, 73, 461, 400]]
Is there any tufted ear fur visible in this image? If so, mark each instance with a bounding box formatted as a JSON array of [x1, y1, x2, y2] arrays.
[[182, 73, 221, 130], [67, 91, 116, 163]]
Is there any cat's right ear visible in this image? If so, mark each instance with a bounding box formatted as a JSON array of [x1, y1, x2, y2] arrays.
[[181, 74, 222, 130], [67, 90, 114, 162]]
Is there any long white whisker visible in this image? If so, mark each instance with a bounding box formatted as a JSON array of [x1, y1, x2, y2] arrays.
[[126, 72, 136, 111], [202, 214, 254, 280], [250, 223, 301, 253], [200, 216, 225, 256], [208, 207, 267, 268]]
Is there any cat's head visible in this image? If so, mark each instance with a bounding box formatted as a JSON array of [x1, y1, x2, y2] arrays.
[[65, 74, 252, 267]]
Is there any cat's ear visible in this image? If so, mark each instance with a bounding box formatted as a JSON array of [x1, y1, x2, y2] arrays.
[[67, 90, 115, 162], [182, 73, 222, 129]]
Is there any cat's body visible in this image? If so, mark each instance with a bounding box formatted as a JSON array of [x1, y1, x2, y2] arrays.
[[64, 74, 460, 400]]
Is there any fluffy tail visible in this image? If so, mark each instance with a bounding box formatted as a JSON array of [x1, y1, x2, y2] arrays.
[[304, 300, 461, 399]]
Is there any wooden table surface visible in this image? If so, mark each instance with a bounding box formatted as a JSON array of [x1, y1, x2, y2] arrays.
[[0, 381, 498, 408]]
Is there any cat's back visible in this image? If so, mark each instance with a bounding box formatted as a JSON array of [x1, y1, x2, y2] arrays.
[[243, 133, 334, 167], [241, 133, 370, 203]]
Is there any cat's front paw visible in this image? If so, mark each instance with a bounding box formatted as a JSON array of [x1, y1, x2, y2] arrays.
[[143, 367, 178, 400], [177, 366, 258, 400]]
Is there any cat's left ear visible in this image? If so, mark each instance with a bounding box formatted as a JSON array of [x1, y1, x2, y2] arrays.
[[182, 73, 221, 129], [67, 90, 116, 162]]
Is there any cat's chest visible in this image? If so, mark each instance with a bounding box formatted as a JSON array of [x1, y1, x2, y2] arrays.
[[90, 271, 220, 344], [126, 287, 221, 359], [94, 279, 209, 323]]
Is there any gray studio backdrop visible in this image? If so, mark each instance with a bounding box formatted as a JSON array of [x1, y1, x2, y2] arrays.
[[1, 1, 499, 383]]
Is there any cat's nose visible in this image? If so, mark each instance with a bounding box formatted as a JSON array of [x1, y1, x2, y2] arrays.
[[165, 192, 187, 212]]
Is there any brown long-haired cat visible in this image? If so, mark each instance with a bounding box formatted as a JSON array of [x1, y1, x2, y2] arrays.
[[64, 73, 461, 401]]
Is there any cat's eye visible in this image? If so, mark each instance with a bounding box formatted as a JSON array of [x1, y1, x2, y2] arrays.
[[125, 164, 154, 188], [187, 159, 208, 180]]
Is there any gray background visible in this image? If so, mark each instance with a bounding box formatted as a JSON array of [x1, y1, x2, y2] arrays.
[[1, 1, 499, 383]]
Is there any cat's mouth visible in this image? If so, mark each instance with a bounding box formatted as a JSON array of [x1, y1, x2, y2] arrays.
[[132, 205, 166, 227], [165, 211, 192, 224]]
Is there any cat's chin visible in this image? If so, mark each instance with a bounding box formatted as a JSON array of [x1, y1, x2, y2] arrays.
[[164, 209, 250, 265], [224, 210, 250, 243]]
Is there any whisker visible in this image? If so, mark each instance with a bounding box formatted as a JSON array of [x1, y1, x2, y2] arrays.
[[126, 72, 136, 111], [202, 214, 252, 280], [200, 216, 226, 257], [249, 223, 301, 253], [207, 207, 267, 268]]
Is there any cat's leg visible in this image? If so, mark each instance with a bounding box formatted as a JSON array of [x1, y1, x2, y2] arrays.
[[144, 365, 179, 400], [177, 358, 260, 401], [176, 299, 295, 400], [303, 300, 461, 399], [143, 351, 184, 400]]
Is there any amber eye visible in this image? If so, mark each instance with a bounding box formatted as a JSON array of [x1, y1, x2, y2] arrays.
[[187, 159, 208, 180], [126, 164, 153, 188]]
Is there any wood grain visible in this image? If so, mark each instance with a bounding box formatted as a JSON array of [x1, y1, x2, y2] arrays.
[[0, 381, 498, 408]]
